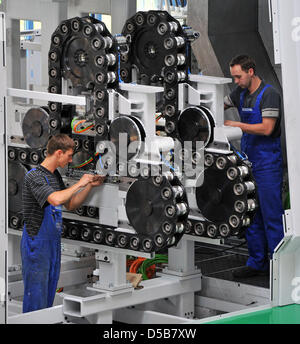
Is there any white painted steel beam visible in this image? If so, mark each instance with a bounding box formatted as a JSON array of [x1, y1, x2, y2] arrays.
[[7, 88, 86, 106]]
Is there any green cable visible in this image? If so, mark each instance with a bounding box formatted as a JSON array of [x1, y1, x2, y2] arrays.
[[139, 254, 168, 280], [71, 117, 78, 131]]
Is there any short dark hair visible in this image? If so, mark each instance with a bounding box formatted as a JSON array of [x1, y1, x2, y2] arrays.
[[230, 55, 256, 74], [46, 134, 75, 156]]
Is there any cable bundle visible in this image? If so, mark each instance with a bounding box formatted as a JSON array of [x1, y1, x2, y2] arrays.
[[127, 254, 168, 280]]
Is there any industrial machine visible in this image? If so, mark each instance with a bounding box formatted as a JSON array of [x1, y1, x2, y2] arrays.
[[0, 0, 299, 325], [7, 10, 258, 255]]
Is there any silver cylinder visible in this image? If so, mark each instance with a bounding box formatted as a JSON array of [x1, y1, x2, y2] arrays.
[[238, 165, 249, 178], [163, 171, 174, 181], [176, 222, 185, 233], [103, 36, 113, 49], [106, 53, 116, 66], [176, 202, 188, 216], [169, 21, 178, 32], [95, 23, 104, 33], [167, 237, 176, 246], [107, 71, 116, 83], [247, 199, 257, 211], [175, 36, 185, 47], [172, 185, 184, 199], [228, 155, 237, 164], [177, 54, 186, 65], [177, 71, 186, 81], [242, 217, 251, 227], [245, 181, 255, 193]]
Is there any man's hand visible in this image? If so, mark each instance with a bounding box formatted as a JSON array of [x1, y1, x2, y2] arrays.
[[224, 120, 239, 127], [78, 174, 96, 188], [90, 175, 105, 187], [224, 118, 276, 136]]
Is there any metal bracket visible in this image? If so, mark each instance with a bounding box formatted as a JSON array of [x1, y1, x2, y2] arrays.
[[283, 209, 294, 238], [20, 41, 41, 52], [271, 0, 281, 64]]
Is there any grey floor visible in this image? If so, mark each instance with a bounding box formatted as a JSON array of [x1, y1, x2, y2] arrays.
[[194, 241, 270, 289]]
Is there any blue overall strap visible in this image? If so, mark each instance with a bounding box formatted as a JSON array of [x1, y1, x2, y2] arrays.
[[25, 167, 36, 175], [239, 90, 247, 113], [239, 84, 271, 113], [253, 84, 271, 110]]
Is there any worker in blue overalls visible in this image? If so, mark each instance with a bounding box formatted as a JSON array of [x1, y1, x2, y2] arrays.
[[224, 55, 284, 278], [21, 134, 104, 312]]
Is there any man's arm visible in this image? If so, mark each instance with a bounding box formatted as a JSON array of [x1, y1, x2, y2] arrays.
[[47, 174, 103, 210], [224, 117, 276, 136], [65, 176, 105, 211]]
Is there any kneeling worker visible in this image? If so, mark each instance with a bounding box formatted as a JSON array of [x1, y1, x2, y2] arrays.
[[21, 134, 104, 313]]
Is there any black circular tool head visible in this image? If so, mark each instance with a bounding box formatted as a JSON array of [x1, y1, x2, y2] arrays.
[[126, 178, 172, 237], [122, 10, 187, 84], [134, 26, 165, 77], [22, 107, 51, 149], [178, 106, 212, 147], [109, 116, 145, 161], [8, 162, 28, 213], [63, 36, 95, 85], [196, 165, 240, 223]]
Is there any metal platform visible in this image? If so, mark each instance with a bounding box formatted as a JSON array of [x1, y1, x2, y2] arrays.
[[192, 240, 270, 318], [194, 240, 270, 289]]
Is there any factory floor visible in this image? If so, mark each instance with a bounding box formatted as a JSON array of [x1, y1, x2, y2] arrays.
[[194, 240, 269, 288], [191, 240, 300, 324]]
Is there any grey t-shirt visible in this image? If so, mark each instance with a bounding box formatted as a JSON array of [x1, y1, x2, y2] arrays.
[[22, 165, 65, 236], [224, 80, 282, 137]]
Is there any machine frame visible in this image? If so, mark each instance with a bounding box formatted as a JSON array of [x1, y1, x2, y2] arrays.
[[1, 0, 299, 325]]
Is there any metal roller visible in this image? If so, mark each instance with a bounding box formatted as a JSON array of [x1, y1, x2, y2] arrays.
[[125, 173, 189, 250], [177, 106, 213, 148], [194, 152, 258, 237], [194, 222, 205, 236], [108, 115, 145, 161], [60, 17, 117, 89], [81, 227, 93, 241], [22, 107, 51, 149], [117, 234, 128, 248], [8, 162, 28, 214]]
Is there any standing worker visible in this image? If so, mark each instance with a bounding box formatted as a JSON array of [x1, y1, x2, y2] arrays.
[[21, 134, 104, 312], [224, 55, 284, 278]]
